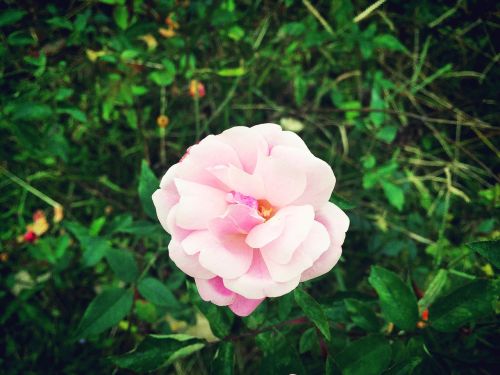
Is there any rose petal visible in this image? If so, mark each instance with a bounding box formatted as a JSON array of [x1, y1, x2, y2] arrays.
[[300, 245, 342, 282], [271, 146, 336, 209], [168, 240, 214, 279], [174, 179, 228, 230], [209, 164, 265, 199], [228, 295, 265, 316], [260, 205, 315, 264], [316, 202, 350, 246], [251, 123, 311, 153], [198, 236, 254, 279], [195, 277, 236, 306], [263, 221, 330, 282], [254, 156, 307, 207], [152, 189, 179, 232], [223, 251, 300, 299], [219, 126, 269, 173]]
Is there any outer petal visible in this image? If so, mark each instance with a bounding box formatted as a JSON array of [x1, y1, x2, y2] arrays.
[[219, 126, 269, 173], [166, 204, 192, 241], [185, 135, 242, 170], [223, 251, 300, 299], [251, 123, 311, 153], [152, 189, 179, 233], [245, 211, 287, 248], [195, 277, 236, 306], [271, 146, 336, 209], [260, 205, 315, 264], [168, 240, 214, 279], [228, 295, 265, 317], [174, 179, 228, 230], [264, 221, 330, 282], [300, 245, 342, 282], [316, 202, 350, 246], [254, 155, 307, 207]]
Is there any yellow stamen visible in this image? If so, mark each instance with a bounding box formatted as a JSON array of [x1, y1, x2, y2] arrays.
[[257, 199, 275, 221]]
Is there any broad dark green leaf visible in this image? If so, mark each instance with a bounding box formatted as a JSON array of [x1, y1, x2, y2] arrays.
[[368, 266, 418, 331], [138, 160, 159, 219], [294, 288, 331, 340], [0, 9, 26, 27], [336, 335, 391, 375], [11, 103, 52, 121], [137, 277, 179, 308], [211, 341, 235, 375], [112, 334, 205, 372], [429, 279, 495, 332], [467, 240, 500, 268], [105, 248, 139, 283], [76, 288, 133, 338]]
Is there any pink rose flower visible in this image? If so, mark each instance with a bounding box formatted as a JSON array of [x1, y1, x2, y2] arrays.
[[152, 124, 349, 316]]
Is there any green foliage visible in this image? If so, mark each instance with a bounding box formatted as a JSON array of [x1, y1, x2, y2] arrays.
[[1, 0, 498, 373], [112, 334, 205, 372], [368, 266, 418, 331], [76, 288, 133, 338]]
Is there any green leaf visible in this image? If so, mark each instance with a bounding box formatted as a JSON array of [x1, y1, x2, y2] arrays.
[[57, 107, 87, 122], [76, 288, 133, 338], [135, 300, 158, 323], [112, 334, 205, 372], [113, 5, 128, 30], [467, 240, 500, 268], [0, 9, 26, 27], [375, 126, 398, 143], [381, 180, 405, 211], [137, 277, 179, 308], [227, 25, 245, 41], [341, 100, 361, 123], [330, 194, 356, 210], [369, 86, 385, 127], [418, 269, 449, 310], [373, 34, 407, 52], [11, 103, 52, 121], [138, 160, 159, 219], [299, 327, 318, 354], [7, 30, 35, 46], [294, 288, 331, 340], [344, 299, 381, 332], [105, 248, 139, 283], [368, 266, 418, 331], [429, 279, 495, 332], [212, 341, 235, 375], [293, 76, 307, 106], [336, 335, 391, 375], [217, 67, 246, 77], [362, 161, 398, 189], [149, 72, 173, 86]]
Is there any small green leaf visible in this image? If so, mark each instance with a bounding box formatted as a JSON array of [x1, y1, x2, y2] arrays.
[[375, 126, 398, 143], [135, 300, 158, 323], [336, 335, 391, 375], [373, 34, 407, 52], [330, 194, 356, 210], [341, 100, 361, 123], [76, 288, 133, 338], [57, 107, 87, 122], [113, 5, 128, 30], [381, 180, 405, 211], [429, 279, 495, 332], [467, 240, 500, 268], [293, 76, 307, 106], [418, 269, 448, 310], [105, 248, 139, 283], [227, 25, 245, 41], [299, 327, 318, 354], [217, 67, 246, 77], [368, 266, 418, 331], [0, 9, 26, 27], [137, 277, 179, 308], [369, 86, 385, 127], [112, 334, 205, 372], [212, 341, 235, 375], [138, 160, 159, 219], [344, 299, 381, 332], [294, 288, 331, 340]]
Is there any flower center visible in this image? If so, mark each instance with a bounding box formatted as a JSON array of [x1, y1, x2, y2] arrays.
[[257, 199, 275, 221]]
